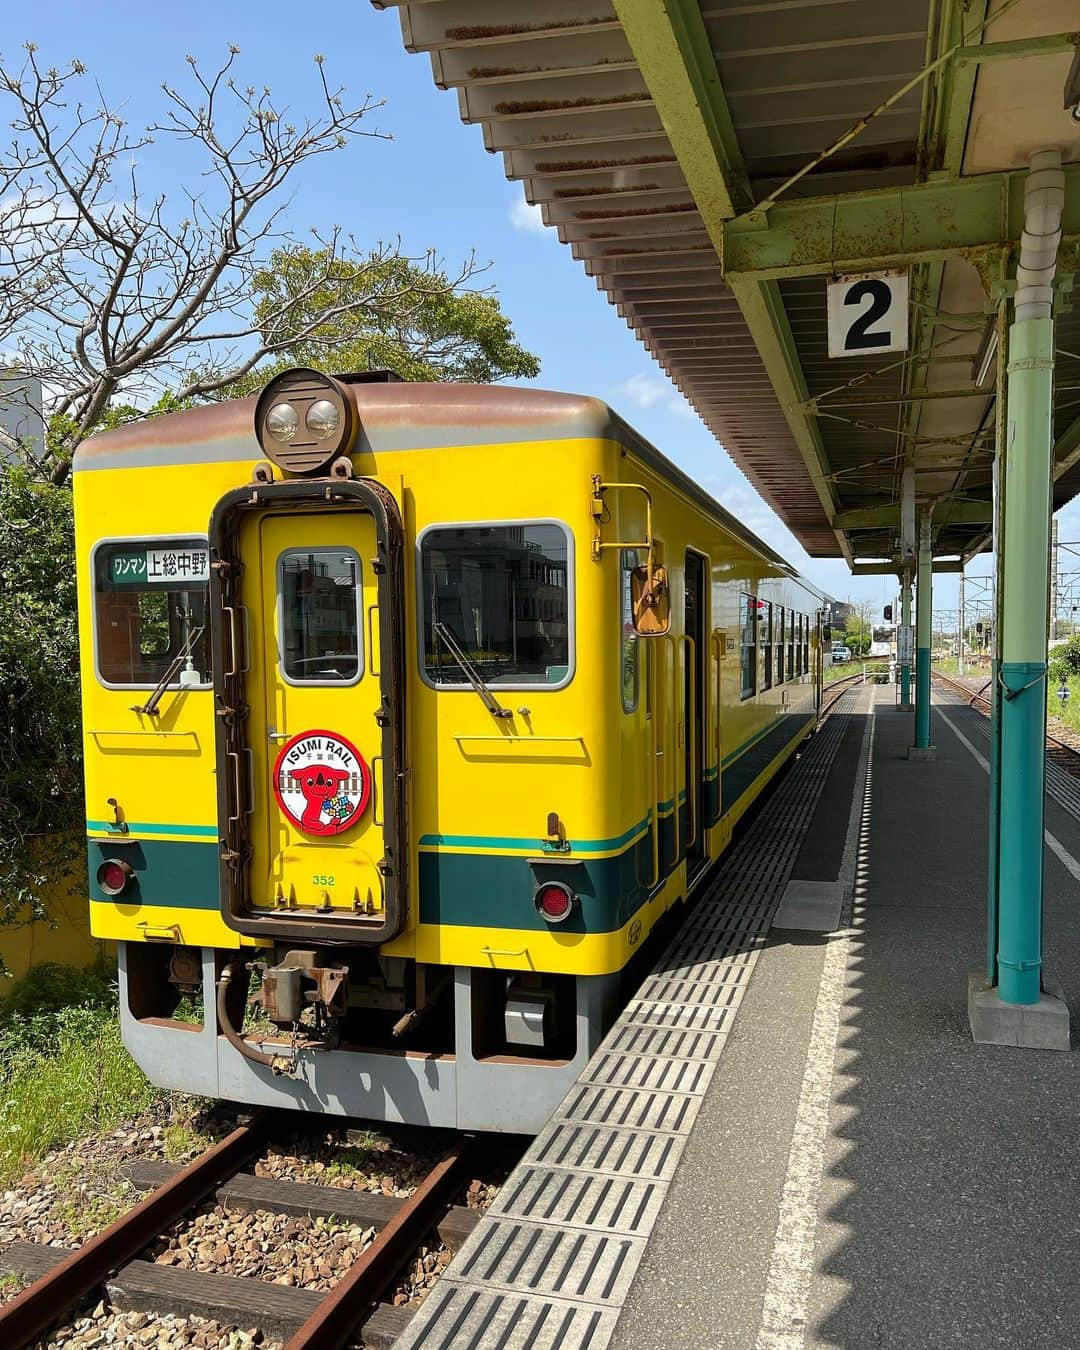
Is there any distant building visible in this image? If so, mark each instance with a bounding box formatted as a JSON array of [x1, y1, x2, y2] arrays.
[[0, 371, 44, 466], [825, 600, 854, 638]]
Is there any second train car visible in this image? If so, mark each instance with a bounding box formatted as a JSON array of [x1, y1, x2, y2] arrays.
[[75, 369, 826, 1133]]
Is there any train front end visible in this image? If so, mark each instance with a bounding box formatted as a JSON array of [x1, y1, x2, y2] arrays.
[[74, 370, 636, 1133]]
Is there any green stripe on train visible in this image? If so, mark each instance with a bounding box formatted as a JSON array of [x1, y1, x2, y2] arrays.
[[87, 837, 220, 909], [86, 714, 813, 925]]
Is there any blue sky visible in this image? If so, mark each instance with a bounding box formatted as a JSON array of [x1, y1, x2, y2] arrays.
[[16, 0, 1078, 621]]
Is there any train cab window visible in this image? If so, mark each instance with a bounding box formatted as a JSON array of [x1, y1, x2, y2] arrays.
[[278, 548, 362, 684], [739, 593, 756, 699], [420, 522, 573, 689], [776, 607, 786, 685], [620, 549, 640, 713], [761, 600, 773, 691], [93, 538, 211, 688]]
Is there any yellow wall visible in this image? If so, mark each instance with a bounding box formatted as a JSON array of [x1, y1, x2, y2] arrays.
[[0, 841, 111, 983]]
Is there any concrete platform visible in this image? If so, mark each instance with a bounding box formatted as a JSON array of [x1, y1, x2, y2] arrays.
[[397, 685, 1080, 1349], [612, 687, 1080, 1350]]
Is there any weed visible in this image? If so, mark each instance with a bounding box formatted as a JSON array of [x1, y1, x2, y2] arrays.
[[53, 1186, 127, 1238], [323, 1138, 383, 1184], [0, 962, 114, 1062], [163, 1116, 212, 1163], [0, 1005, 158, 1186]]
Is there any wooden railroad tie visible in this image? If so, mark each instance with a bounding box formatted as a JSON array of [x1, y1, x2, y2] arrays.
[[0, 1162, 479, 1346]]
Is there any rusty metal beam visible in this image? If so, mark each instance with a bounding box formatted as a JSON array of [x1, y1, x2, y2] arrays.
[[723, 164, 1080, 282]]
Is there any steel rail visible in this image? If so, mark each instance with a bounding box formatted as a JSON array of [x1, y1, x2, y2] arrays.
[[819, 671, 865, 719], [283, 1139, 473, 1350], [0, 1113, 269, 1349], [931, 668, 1080, 778]]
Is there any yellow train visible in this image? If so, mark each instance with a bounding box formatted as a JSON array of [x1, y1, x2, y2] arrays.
[[75, 368, 825, 1132]]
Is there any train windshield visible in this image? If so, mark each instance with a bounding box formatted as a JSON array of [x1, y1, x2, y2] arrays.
[[278, 547, 362, 685], [420, 522, 572, 688], [93, 537, 211, 688]]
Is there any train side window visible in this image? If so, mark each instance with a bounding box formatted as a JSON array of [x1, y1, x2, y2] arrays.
[[802, 614, 810, 674], [775, 607, 786, 685], [278, 548, 362, 685], [620, 549, 640, 713], [761, 600, 773, 691], [739, 593, 756, 699], [93, 538, 211, 689], [787, 613, 795, 680], [420, 521, 573, 690]]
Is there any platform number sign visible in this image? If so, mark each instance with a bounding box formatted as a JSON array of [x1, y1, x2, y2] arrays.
[[826, 270, 909, 359]]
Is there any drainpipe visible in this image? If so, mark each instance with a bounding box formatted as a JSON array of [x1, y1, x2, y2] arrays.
[[900, 465, 916, 711], [996, 149, 1063, 1005], [913, 509, 934, 750], [900, 570, 913, 709]]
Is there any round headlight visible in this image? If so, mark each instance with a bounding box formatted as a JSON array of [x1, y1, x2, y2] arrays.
[[265, 402, 299, 443], [306, 399, 341, 440], [254, 368, 358, 473]]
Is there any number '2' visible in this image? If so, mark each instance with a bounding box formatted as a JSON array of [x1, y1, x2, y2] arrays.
[[844, 279, 893, 351]]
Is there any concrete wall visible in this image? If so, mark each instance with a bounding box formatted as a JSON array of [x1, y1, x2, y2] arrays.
[[0, 843, 110, 984]]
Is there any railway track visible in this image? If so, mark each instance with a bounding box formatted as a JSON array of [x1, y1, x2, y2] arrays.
[[819, 670, 865, 720], [0, 1113, 479, 1349], [931, 669, 1080, 781]]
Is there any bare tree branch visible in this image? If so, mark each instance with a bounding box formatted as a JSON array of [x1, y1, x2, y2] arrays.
[[0, 43, 399, 482]]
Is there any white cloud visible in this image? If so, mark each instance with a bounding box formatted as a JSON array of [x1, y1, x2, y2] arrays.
[[508, 198, 547, 234], [618, 372, 667, 409], [616, 372, 697, 420]]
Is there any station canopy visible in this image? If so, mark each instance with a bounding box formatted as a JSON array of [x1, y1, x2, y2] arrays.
[[374, 0, 1080, 575]]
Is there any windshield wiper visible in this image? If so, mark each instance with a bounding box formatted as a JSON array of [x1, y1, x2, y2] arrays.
[[131, 625, 206, 716], [432, 622, 512, 719]]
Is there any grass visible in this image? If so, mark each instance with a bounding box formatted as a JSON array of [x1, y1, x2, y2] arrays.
[[824, 658, 889, 685], [1048, 673, 1080, 736], [0, 962, 160, 1187], [162, 1115, 215, 1163], [49, 1159, 130, 1237], [322, 1136, 383, 1185]]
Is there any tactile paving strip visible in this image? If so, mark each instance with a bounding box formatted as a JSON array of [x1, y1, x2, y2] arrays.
[[393, 696, 860, 1350]]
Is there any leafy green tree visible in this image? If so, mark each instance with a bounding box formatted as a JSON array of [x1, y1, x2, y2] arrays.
[[193, 245, 540, 399], [1050, 634, 1080, 682], [0, 468, 82, 941], [844, 613, 871, 657]]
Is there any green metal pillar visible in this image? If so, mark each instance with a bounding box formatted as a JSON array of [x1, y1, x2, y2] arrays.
[[900, 572, 913, 708], [987, 301, 1007, 987], [914, 514, 933, 749], [996, 314, 1054, 1005]]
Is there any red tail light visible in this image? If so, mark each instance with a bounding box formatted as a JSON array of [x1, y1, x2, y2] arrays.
[[535, 881, 575, 924], [98, 858, 134, 897]]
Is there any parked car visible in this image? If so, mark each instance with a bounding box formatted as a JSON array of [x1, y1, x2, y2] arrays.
[[831, 645, 852, 663]]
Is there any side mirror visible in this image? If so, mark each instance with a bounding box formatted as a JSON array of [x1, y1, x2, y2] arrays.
[[631, 563, 670, 636]]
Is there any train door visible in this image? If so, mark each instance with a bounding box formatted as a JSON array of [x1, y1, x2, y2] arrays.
[[207, 502, 399, 955], [684, 550, 707, 874], [238, 511, 387, 927]]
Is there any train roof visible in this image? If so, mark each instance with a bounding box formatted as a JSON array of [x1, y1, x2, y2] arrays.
[[75, 379, 826, 595]]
